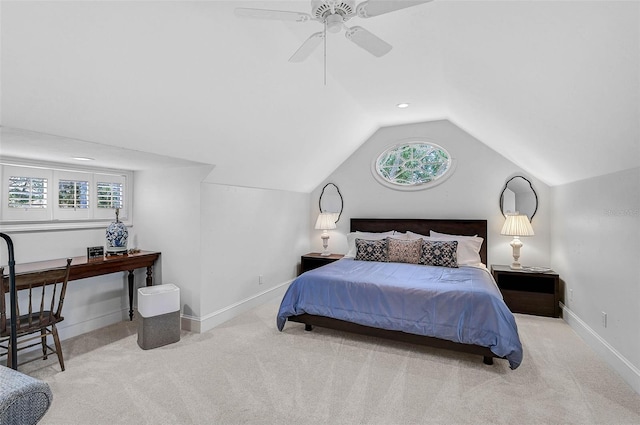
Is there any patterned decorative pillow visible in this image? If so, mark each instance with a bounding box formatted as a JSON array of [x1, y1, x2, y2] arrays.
[[419, 240, 458, 268], [428, 231, 484, 266], [387, 237, 422, 264], [355, 238, 388, 262]]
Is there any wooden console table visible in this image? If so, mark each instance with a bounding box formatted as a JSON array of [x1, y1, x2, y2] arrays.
[[2, 251, 160, 321]]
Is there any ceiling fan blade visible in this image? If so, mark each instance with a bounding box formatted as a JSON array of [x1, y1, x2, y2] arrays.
[[344, 26, 392, 57], [356, 0, 432, 18], [234, 8, 311, 23], [289, 32, 325, 63]]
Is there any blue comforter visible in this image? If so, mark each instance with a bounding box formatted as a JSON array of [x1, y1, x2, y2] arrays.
[[277, 259, 523, 369]]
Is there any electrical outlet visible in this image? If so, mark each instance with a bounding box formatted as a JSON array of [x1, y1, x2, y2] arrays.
[[602, 311, 607, 328], [569, 288, 573, 302], [258, 275, 264, 285]]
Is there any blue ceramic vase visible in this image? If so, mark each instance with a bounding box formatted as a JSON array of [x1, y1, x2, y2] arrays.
[[106, 208, 128, 253]]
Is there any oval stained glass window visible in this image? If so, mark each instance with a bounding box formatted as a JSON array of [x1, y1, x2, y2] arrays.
[[373, 141, 454, 190]]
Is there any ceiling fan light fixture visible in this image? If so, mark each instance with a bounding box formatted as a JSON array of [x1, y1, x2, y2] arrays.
[[325, 13, 344, 33]]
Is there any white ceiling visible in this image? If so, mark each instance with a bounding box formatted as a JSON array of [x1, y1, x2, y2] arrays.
[[0, 126, 208, 170], [1, 0, 638, 192]]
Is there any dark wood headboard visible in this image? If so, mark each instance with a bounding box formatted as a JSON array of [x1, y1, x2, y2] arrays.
[[351, 218, 488, 265]]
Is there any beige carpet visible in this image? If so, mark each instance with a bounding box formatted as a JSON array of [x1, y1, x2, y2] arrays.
[[18, 299, 640, 425]]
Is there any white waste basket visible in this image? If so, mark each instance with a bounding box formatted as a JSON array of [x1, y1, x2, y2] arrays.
[[137, 283, 180, 350]]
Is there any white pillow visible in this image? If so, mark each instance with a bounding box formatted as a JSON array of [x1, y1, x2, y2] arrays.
[[429, 230, 478, 238], [404, 231, 429, 240], [345, 231, 395, 258], [427, 231, 484, 266]]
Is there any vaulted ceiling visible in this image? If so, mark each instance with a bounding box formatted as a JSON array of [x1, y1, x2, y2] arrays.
[[1, 1, 638, 192]]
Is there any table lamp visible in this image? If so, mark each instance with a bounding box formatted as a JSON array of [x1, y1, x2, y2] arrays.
[[500, 213, 535, 269], [315, 212, 337, 256]]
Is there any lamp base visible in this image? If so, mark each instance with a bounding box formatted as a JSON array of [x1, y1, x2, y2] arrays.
[[509, 237, 523, 270], [320, 233, 330, 257]]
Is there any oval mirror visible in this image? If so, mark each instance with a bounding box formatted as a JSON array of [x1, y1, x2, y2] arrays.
[[319, 183, 343, 223], [500, 176, 538, 220]]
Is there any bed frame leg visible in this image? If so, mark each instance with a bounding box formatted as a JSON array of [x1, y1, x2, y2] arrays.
[[304, 324, 313, 332], [483, 356, 494, 365]]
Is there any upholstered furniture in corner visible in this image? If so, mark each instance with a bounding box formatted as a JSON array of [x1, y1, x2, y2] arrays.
[[0, 365, 52, 425]]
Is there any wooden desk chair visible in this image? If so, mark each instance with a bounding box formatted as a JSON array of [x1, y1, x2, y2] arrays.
[[1, 258, 72, 371]]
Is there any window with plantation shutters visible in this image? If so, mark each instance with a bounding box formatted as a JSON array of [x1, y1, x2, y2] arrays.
[[2, 165, 51, 221], [93, 173, 127, 220], [1, 162, 131, 227], [97, 181, 123, 209], [58, 179, 90, 209], [8, 176, 48, 209], [54, 170, 93, 220]]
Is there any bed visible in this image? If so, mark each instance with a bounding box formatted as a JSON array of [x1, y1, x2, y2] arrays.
[[277, 218, 523, 369]]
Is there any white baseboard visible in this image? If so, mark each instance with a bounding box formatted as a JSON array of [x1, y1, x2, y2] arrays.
[[55, 281, 291, 340], [180, 279, 292, 333], [561, 302, 640, 395], [58, 309, 129, 340], [12, 309, 128, 361]]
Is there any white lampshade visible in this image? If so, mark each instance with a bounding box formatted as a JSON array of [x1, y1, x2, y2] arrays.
[[315, 212, 337, 230], [500, 214, 535, 237], [315, 212, 336, 256], [501, 214, 534, 269]]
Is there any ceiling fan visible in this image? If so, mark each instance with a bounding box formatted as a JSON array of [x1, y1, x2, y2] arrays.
[[235, 0, 432, 62]]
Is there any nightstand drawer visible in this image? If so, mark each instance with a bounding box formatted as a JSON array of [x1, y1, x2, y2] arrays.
[[300, 253, 344, 275], [501, 290, 557, 317]]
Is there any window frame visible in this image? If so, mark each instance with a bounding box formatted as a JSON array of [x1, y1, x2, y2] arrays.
[[94, 174, 128, 220], [371, 138, 456, 191], [54, 170, 93, 220], [1, 158, 132, 231], [2, 165, 51, 221]]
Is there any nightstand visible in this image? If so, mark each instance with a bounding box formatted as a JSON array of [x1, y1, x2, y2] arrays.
[[300, 253, 344, 275], [491, 265, 560, 318]]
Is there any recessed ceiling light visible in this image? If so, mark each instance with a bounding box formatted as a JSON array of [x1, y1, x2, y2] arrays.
[[396, 103, 410, 109], [72, 157, 94, 161]]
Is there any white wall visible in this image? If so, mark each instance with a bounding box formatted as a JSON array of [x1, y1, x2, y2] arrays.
[[197, 183, 309, 332], [551, 167, 640, 393], [132, 165, 213, 319], [134, 166, 311, 332], [310, 120, 551, 269]]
